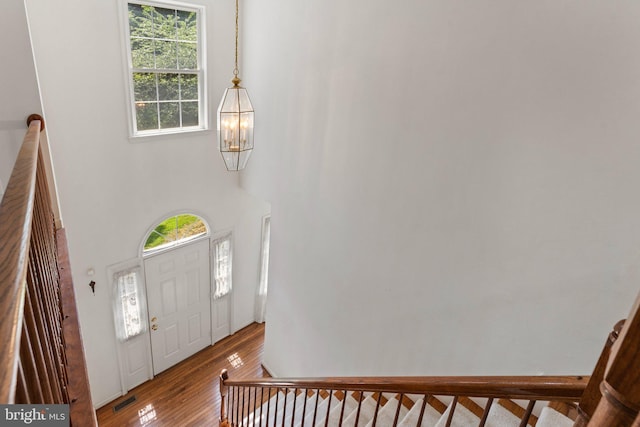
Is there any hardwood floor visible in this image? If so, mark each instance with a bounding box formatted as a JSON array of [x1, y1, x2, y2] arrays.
[[96, 322, 269, 426]]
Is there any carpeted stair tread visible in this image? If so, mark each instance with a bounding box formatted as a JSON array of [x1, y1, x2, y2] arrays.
[[307, 391, 340, 427], [342, 396, 378, 427], [536, 406, 574, 427], [434, 399, 481, 427], [284, 389, 316, 426], [269, 391, 295, 426], [484, 400, 524, 427], [495, 399, 538, 426], [427, 395, 448, 414], [397, 398, 443, 427], [458, 396, 485, 418], [253, 391, 283, 426], [239, 390, 577, 427], [322, 394, 359, 426], [364, 395, 409, 427], [547, 401, 578, 421], [302, 392, 327, 427]]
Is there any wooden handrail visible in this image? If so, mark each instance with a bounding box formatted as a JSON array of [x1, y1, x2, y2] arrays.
[[222, 375, 588, 401], [0, 115, 97, 425], [0, 118, 42, 403]]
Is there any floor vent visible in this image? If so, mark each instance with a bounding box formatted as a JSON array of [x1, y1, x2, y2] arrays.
[[113, 395, 137, 412]]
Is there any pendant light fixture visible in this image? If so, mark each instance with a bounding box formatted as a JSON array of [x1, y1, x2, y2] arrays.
[[217, 0, 254, 171]]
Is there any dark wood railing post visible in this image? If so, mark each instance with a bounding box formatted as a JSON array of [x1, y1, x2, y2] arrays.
[[220, 369, 230, 427], [588, 293, 640, 427], [574, 319, 625, 426]]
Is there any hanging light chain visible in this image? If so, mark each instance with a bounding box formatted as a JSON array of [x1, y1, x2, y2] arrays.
[[233, 0, 240, 83]]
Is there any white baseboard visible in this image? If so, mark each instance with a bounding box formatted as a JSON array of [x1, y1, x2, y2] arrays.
[[94, 391, 124, 410], [261, 361, 278, 378]]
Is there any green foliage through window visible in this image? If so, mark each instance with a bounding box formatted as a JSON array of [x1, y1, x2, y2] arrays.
[[127, 2, 202, 133], [144, 214, 208, 252]]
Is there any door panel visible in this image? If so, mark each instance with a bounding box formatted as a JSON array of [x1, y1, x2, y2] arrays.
[[120, 333, 152, 390], [145, 239, 211, 374], [212, 294, 230, 343]]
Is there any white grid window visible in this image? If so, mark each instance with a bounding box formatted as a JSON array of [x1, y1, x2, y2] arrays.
[[213, 233, 233, 299], [124, 1, 206, 135]]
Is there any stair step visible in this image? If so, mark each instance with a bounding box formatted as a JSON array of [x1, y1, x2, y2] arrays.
[[484, 400, 523, 427], [307, 391, 341, 427], [320, 394, 358, 426], [364, 394, 409, 427], [342, 395, 378, 427], [397, 398, 443, 427], [256, 390, 293, 426], [427, 395, 448, 414], [237, 390, 576, 427], [284, 389, 316, 426], [459, 396, 485, 418], [494, 399, 538, 426], [302, 391, 326, 426], [274, 391, 296, 426], [434, 398, 481, 427], [547, 401, 578, 421], [537, 406, 574, 427]]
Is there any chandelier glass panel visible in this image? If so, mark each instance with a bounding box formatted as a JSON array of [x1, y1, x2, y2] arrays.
[[217, 0, 254, 171]]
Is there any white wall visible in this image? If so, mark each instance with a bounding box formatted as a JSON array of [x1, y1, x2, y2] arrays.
[[24, 0, 269, 407], [0, 0, 42, 197], [243, 0, 640, 377]]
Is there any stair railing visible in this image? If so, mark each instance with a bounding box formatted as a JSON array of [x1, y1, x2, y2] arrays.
[[0, 115, 97, 425], [219, 371, 587, 427], [219, 290, 640, 427]]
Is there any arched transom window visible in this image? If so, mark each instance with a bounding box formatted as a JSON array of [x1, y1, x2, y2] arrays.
[[143, 213, 208, 254]]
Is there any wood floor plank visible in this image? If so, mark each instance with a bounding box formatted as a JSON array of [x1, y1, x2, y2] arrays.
[[96, 322, 268, 426]]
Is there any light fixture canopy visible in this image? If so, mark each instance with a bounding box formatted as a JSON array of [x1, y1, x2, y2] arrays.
[[217, 0, 254, 171]]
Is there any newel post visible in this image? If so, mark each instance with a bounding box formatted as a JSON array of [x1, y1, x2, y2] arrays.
[[574, 320, 625, 426], [587, 293, 640, 427], [220, 369, 229, 427]]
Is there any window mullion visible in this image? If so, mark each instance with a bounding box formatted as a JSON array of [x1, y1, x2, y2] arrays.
[[132, 68, 198, 74], [175, 9, 183, 128], [154, 72, 161, 130]]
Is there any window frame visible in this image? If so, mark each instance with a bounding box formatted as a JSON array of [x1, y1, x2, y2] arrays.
[[120, 0, 208, 138], [141, 212, 210, 257]]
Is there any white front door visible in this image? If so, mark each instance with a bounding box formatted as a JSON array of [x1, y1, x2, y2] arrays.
[[144, 239, 212, 374]]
